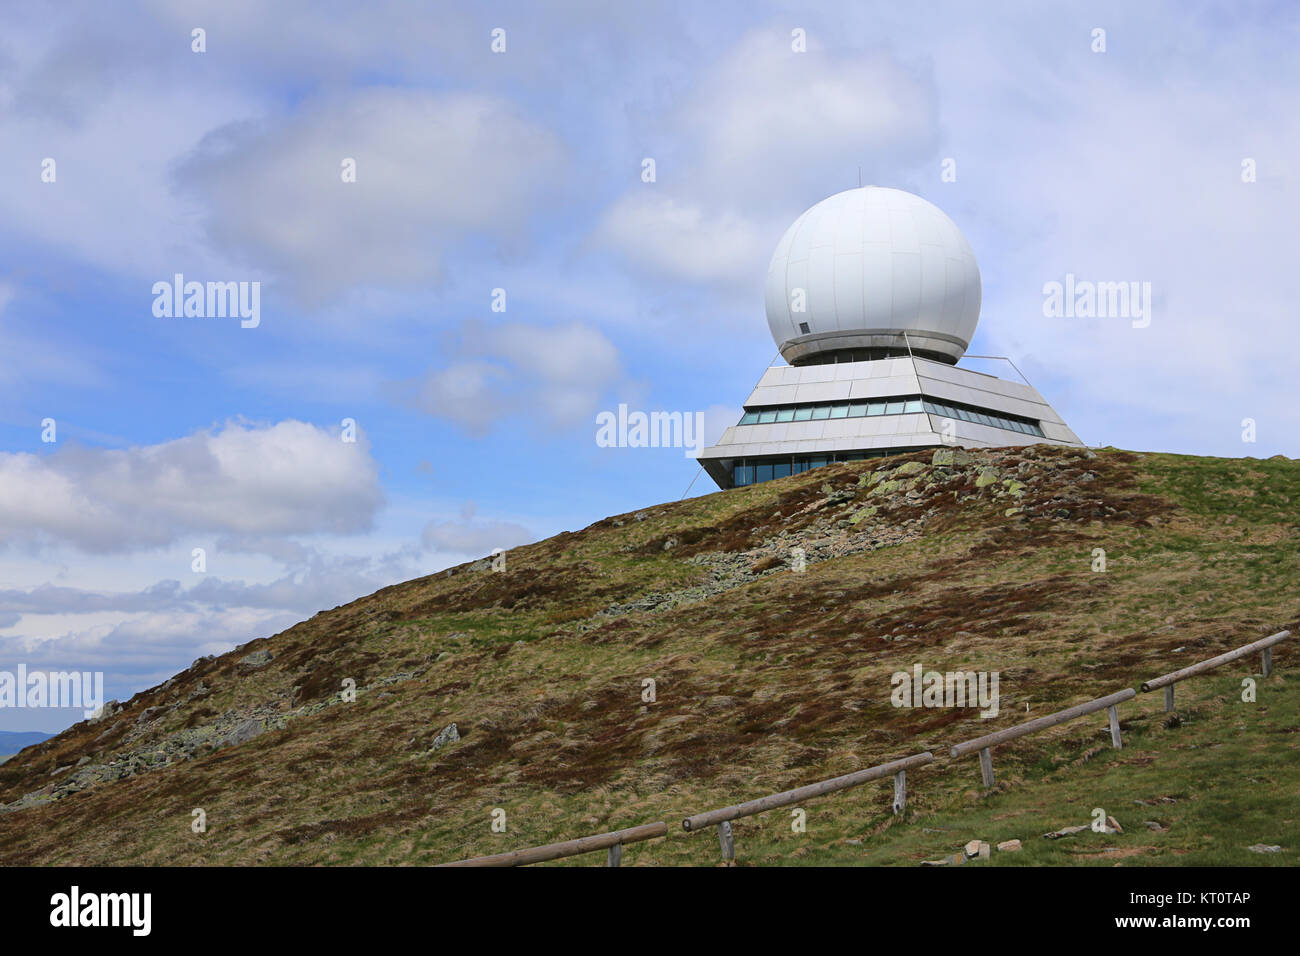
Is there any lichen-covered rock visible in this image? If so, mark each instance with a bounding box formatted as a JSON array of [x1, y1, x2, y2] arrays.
[[848, 505, 878, 525], [932, 448, 971, 467], [219, 718, 265, 749], [429, 723, 460, 752]]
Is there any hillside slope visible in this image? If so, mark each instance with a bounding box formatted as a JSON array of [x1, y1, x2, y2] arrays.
[[0, 445, 1297, 866]]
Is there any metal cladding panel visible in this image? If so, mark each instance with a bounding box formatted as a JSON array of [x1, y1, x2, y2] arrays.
[[919, 379, 1049, 422], [783, 257, 810, 337], [808, 241, 838, 330], [766, 421, 824, 442], [917, 361, 1036, 399], [793, 381, 852, 403], [833, 362, 863, 381], [755, 366, 792, 387], [1040, 420, 1084, 444], [917, 240, 948, 323], [861, 243, 892, 327], [765, 276, 793, 345], [711, 426, 739, 447], [746, 384, 800, 406], [891, 249, 922, 322], [916, 359, 1035, 398], [802, 364, 839, 384], [847, 375, 923, 399], [924, 373, 1036, 408], [1035, 404, 1068, 427]]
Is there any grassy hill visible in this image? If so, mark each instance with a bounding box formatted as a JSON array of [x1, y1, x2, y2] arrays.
[[0, 444, 1296, 866]]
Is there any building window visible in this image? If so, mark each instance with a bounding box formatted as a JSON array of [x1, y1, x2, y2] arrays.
[[734, 395, 1045, 437]]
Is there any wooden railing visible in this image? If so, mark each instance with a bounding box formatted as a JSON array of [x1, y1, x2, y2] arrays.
[[680, 751, 934, 862], [949, 689, 1136, 787], [434, 627, 1291, 866], [1141, 629, 1290, 711], [437, 821, 668, 867]]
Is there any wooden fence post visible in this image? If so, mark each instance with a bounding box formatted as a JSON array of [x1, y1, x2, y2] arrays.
[[978, 747, 995, 787], [893, 770, 907, 814], [717, 821, 734, 862], [1262, 646, 1273, 678], [606, 843, 622, 867], [1164, 685, 1175, 712], [1107, 704, 1122, 748]]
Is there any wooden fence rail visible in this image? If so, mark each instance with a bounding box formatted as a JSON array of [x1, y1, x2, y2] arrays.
[[1141, 629, 1291, 712], [681, 751, 934, 862], [437, 821, 668, 868], [435, 626, 1290, 867], [950, 688, 1136, 787]]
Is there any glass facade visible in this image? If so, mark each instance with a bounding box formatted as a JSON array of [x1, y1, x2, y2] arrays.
[[736, 394, 1044, 437], [731, 448, 929, 487]]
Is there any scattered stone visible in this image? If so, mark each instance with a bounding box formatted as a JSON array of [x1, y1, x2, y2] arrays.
[[1247, 844, 1282, 854], [219, 718, 264, 748], [1044, 824, 1090, 840], [1144, 821, 1168, 832], [239, 649, 273, 667], [75, 755, 91, 767], [996, 839, 1022, 852], [920, 853, 965, 866], [91, 700, 120, 722], [428, 723, 460, 752], [931, 448, 971, 467]]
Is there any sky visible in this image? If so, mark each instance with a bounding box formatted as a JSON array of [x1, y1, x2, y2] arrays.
[[1, 1, 1297, 732]]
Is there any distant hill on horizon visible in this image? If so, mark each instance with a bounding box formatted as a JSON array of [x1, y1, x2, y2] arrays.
[[0, 731, 54, 757]]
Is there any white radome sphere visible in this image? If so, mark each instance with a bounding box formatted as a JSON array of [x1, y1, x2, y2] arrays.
[[764, 186, 981, 364]]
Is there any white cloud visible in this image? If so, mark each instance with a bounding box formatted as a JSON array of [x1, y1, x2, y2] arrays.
[[677, 28, 938, 204], [405, 320, 625, 433], [0, 420, 384, 554], [591, 27, 939, 286], [593, 193, 768, 284], [173, 88, 567, 299]]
